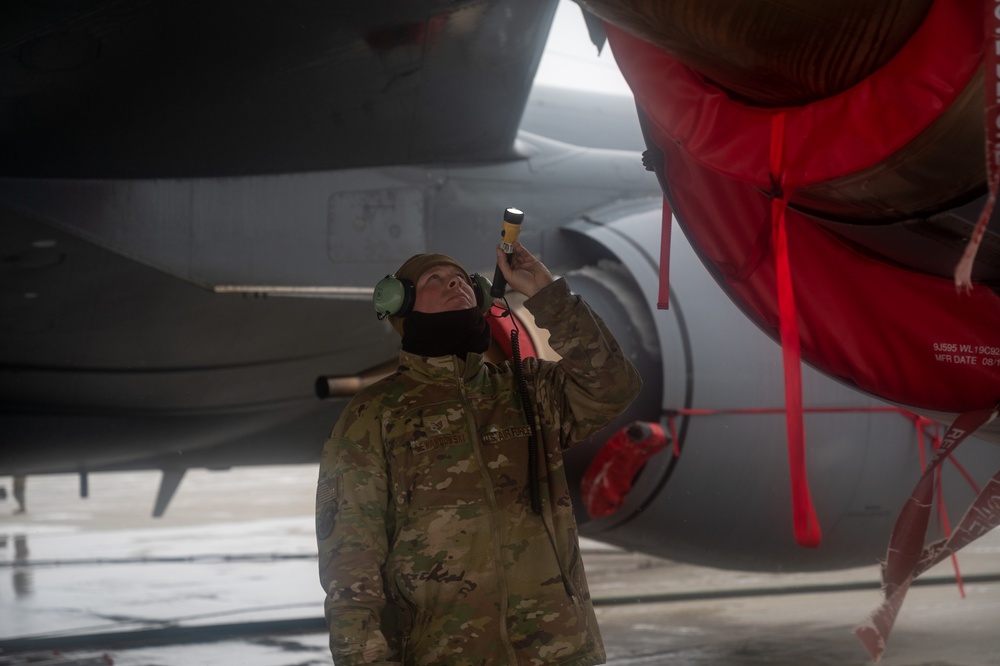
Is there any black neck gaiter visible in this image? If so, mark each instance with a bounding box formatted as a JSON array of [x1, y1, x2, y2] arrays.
[[402, 307, 492, 358]]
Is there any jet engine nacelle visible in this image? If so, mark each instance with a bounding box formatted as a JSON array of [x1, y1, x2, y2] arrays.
[[534, 202, 1000, 572]]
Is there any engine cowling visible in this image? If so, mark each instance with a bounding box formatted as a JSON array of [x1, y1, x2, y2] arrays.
[[529, 203, 1000, 572]]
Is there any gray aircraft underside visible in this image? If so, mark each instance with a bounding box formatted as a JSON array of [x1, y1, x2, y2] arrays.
[[1, 0, 997, 574]]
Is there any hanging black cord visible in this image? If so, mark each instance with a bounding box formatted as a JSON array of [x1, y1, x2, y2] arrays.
[[491, 300, 543, 514]]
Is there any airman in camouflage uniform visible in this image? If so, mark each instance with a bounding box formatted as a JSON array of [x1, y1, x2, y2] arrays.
[[317, 243, 641, 665]]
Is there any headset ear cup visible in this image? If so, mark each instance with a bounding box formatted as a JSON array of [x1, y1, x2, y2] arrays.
[[373, 276, 416, 319], [471, 273, 494, 313]]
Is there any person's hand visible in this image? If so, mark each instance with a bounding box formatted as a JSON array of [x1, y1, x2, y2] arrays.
[[495, 242, 554, 298]]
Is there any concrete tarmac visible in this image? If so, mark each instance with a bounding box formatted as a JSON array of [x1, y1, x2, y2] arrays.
[[0, 466, 997, 665]]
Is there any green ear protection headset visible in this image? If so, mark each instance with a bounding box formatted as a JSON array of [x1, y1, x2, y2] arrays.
[[373, 272, 494, 319]]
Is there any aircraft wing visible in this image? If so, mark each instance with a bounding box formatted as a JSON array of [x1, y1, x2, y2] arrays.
[[1, 1, 558, 179], [0, 0, 661, 483]]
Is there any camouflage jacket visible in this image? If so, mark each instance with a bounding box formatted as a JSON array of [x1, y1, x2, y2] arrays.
[[317, 278, 642, 665]]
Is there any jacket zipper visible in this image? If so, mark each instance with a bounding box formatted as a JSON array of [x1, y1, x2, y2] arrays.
[[459, 377, 519, 665]]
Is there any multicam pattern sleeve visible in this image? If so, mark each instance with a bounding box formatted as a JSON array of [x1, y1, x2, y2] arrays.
[[317, 399, 400, 666], [525, 277, 643, 447]]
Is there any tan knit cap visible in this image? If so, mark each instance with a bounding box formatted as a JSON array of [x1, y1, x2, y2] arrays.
[[388, 253, 471, 337]]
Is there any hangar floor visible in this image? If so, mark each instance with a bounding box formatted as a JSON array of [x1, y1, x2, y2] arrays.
[[0, 466, 997, 665]]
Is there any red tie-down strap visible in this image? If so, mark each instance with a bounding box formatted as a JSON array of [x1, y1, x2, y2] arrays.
[[955, 1, 1000, 291], [912, 415, 981, 599], [855, 402, 1000, 662], [769, 112, 822, 549]]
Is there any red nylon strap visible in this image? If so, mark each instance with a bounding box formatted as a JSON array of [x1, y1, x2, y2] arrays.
[[933, 465, 966, 599], [914, 464, 1000, 577], [658, 198, 673, 310], [770, 112, 821, 549], [855, 403, 1000, 662], [955, 1, 1000, 291], [675, 406, 908, 416], [667, 414, 680, 458], [918, 421, 965, 594]]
